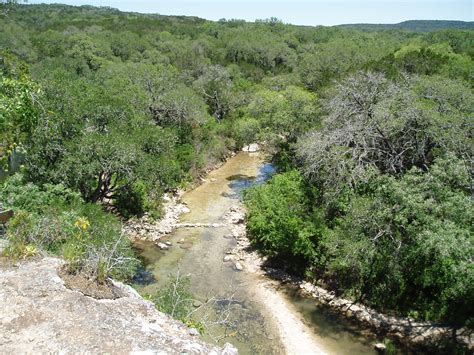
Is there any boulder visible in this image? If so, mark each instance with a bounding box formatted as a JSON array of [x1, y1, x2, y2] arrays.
[[157, 242, 169, 250], [234, 262, 243, 271], [374, 343, 386, 352], [0, 257, 235, 354], [241, 143, 260, 152]]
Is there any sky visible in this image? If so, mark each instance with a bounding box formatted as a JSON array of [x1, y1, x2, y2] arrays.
[[27, 0, 473, 26]]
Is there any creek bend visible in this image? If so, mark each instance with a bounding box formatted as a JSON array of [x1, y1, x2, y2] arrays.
[[132, 152, 376, 354]]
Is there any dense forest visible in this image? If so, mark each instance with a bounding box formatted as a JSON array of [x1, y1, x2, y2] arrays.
[[0, 3, 472, 335]]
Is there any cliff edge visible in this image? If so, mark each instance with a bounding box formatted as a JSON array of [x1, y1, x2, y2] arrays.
[[0, 257, 237, 354]]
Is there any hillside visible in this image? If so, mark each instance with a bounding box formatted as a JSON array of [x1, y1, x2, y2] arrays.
[[337, 19, 474, 31]]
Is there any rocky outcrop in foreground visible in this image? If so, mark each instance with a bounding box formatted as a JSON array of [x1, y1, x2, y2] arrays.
[[0, 257, 236, 354]]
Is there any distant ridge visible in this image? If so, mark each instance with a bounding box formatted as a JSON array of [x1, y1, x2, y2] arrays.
[[337, 20, 474, 32]]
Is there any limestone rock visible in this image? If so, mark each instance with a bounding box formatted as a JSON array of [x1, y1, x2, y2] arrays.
[[374, 343, 386, 352], [188, 328, 200, 336], [241, 143, 260, 152], [157, 242, 169, 250], [0, 257, 235, 354]]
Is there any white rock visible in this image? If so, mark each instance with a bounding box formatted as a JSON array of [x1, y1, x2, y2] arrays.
[[241, 143, 260, 152], [188, 328, 199, 336], [374, 343, 386, 352], [234, 262, 243, 271], [223, 255, 233, 262], [157, 243, 169, 250]]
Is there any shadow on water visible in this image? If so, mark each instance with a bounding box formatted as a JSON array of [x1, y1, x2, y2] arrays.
[[282, 285, 377, 347], [132, 265, 156, 285], [226, 162, 276, 197]]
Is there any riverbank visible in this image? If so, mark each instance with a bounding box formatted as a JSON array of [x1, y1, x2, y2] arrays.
[[221, 208, 332, 355], [224, 205, 473, 352], [131, 152, 378, 354], [123, 146, 258, 244], [123, 150, 240, 243]]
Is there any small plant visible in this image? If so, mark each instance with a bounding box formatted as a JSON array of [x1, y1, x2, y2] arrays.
[[145, 269, 239, 340], [383, 338, 398, 355], [4, 211, 41, 259], [152, 270, 196, 323]]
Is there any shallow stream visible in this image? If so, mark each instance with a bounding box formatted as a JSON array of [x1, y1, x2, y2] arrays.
[[133, 152, 376, 354]]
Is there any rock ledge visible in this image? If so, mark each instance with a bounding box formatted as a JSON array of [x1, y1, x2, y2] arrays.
[[0, 257, 237, 354]]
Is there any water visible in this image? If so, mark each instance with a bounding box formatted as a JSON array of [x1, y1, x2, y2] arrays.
[[132, 152, 376, 354]]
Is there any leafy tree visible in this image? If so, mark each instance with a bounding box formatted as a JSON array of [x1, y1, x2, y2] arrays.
[[244, 171, 324, 274], [0, 51, 38, 169], [325, 155, 473, 326], [296, 71, 473, 202]]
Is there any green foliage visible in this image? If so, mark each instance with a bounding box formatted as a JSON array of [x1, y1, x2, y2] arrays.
[[1, 174, 138, 282], [1, 173, 82, 212], [115, 180, 154, 219], [0, 3, 472, 334], [326, 155, 473, 326], [244, 171, 324, 274], [0, 53, 38, 168]]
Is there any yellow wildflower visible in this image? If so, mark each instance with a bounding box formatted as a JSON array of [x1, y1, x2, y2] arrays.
[[74, 217, 90, 230]]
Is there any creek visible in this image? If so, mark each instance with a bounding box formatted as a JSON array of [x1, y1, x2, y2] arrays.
[[132, 152, 377, 355]]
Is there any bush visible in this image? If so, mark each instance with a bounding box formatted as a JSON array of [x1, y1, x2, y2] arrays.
[[244, 170, 325, 274], [232, 116, 260, 147], [60, 203, 139, 283], [114, 180, 151, 218], [147, 272, 203, 332], [2, 175, 138, 282], [0, 173, 82, 213]]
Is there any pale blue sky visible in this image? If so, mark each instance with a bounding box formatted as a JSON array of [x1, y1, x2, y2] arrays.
[[27, 0, 473, 26]]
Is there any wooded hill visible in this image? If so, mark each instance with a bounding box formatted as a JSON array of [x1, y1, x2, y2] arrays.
[[1, 4, 472, 345]]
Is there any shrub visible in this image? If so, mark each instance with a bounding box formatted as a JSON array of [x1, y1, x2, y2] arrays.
[[2, 175, 138, 282], [114, 180, 150, 218], [244, 170, 325, 274], [325, 155, 473, 327], [0, 173, 82, 213], [60, 203, 139, 283]]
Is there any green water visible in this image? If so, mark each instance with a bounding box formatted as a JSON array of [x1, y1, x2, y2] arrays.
[[133, 152, 377, 354]]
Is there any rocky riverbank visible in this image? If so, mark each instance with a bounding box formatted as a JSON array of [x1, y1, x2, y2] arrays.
[[223, 205, 473, 352], [123, 147, 259, 245], [0, 256, 237, 354], [123, 190, 191, 242]]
